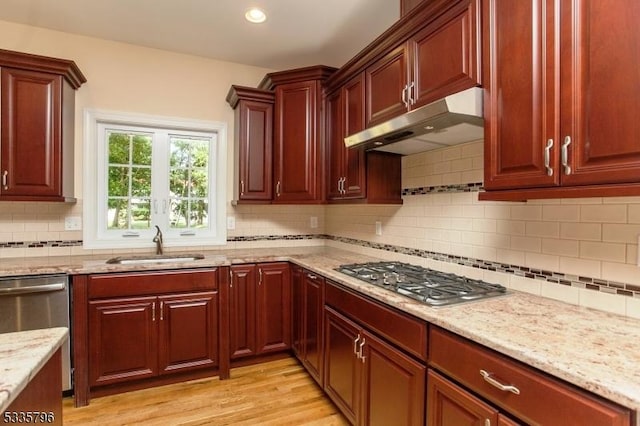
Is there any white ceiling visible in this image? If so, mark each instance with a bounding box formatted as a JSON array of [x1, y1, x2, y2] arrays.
[[0, 0, 400, 70]]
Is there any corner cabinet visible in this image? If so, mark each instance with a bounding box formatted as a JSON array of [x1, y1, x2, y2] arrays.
[[226, 86, 274, 203], [260, 66, 337, 204], [481, 0, 640, 201], [0, 49, 86, 202], [229, 262, 291, 361], [324, 281, 427, 426], [292, 266, 325, 386], [326, 73, 402, 204]]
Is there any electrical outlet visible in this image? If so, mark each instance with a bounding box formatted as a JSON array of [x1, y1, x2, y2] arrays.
[[64, 216, 82, 231], [227, 216, 236, 230], [310, 216, 318, 229], [375, 221, 382, 236]]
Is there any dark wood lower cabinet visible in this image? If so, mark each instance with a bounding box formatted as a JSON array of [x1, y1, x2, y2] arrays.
[[158, 292, 218, 374], [292, 267, 325, 386], [75, 269, 220, 406], [229, 262, 291, 360], [88, 296, 158, 387], [427, 369, 502, 426], [324, 307, 426, 426]]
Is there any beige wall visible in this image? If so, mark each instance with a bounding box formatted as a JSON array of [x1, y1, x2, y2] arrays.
[[0, 20, 325, 255]]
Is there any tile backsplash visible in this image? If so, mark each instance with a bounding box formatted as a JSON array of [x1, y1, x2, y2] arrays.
[[0, 139, 638, 318], [326, 140, 640, 318]]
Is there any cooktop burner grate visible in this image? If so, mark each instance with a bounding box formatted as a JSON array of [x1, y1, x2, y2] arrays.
[[336, 261, 507, 307]]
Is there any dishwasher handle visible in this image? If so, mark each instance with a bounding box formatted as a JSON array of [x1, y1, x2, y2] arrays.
[[0, 282, 66, 296]]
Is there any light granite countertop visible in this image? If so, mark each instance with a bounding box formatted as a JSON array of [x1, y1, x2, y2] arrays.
[[0, 247, 639, 421], [0, 328, 68, 413]]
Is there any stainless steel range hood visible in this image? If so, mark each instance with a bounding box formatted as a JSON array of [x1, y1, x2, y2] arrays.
[[344, 87, 484, 155]]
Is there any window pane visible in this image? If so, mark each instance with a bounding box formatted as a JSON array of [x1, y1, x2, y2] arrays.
[[169, 168, 190, 197], [131, 167, 151, 197], [190, 200, 209, 228], [169, 136, 210, 231], [108, 167, 129, 197], [108, 132, 130, 164], [132, 135, 152, 166], [190, 169, 209, 198], [107, 198, 129, 229], [169, 199, 188, 228], [169, 199, 209, 229], [131, 199, 151, 229]]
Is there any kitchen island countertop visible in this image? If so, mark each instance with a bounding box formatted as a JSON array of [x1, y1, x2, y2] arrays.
[[0, 246, 639, 422], [0, 328, 68, 413]]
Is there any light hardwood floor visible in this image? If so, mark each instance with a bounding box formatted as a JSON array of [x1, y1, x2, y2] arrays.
[[63, 357, 349, 425]]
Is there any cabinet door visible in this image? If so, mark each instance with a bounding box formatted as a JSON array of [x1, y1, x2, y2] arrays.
[[256, 262, 291, 353], [410, 0, 480, 108], [361, 331, 426, 426], [229, 264, 257, 359], [237, 99, 273, 201], [302, 271, 325, 386], [342, 74, 367, 199], [158, 292, 218, 374], [88, 297, 158, 387], [0, 68, 62, 198], [291, 266, 304, 358], [427, 370, 499, 426], [559, 0, 640, 186], [324, 307, 361, 425], [483, 0, 559, 190], [326, 89, 344, 200], [366, 45, 409, 127], [273, 81, 320, 202]]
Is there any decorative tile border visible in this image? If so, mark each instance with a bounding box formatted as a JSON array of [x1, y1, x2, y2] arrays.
[[228, 234, 323, 242], [402, 182, 483, 196], [325, 235, 640, 298], [3, 235, 638, 298], [0, 240, 83, 248]]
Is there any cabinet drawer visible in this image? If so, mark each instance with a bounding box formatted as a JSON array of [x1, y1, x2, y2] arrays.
[[429, 327, 631, 426], [325, 280, 427, 361], [88, 269, 218, 298]]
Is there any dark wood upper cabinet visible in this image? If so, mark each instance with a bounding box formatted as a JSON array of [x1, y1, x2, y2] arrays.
[[261, 66, 336, 204], [327, 74, 403, 204], [365, 0, 481, 127], [226, 86, 274, 203], [366, 45, 409, 127], [0, 49, 85, 202], [482, 0, 640, 200]]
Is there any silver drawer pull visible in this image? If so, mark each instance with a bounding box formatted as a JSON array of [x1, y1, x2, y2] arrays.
[[307, 273, 317, 280], [479, 370, 520, 395], [2, 170, 7, 190], [544, 139, 554, 176], [359, 338, 366, 363], [562, 136, 572, 175], [354, 335, 361, 358]]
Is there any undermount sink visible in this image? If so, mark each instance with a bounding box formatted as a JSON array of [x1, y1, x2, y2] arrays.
[[106, 253, 205, 265]]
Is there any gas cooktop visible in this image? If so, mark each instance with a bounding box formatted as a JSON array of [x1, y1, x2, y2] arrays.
[[335, 261, 507, 307]]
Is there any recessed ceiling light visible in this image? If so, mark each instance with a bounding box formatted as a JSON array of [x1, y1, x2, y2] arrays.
[[245, 7, 267, 24]]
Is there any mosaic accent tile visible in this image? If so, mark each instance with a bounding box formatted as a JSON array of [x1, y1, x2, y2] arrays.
[[402, 182, 483, 196], [0, 240, 83, 248]]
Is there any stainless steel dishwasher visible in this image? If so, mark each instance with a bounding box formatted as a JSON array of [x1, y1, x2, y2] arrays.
[[0, 274, 71, 392]]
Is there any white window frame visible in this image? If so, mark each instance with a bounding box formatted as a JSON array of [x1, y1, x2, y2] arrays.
[[83, 109, 227, 250]]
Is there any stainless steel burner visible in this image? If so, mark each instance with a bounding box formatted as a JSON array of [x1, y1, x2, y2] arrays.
[[336, 261, 507, 307]]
